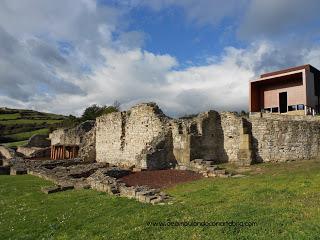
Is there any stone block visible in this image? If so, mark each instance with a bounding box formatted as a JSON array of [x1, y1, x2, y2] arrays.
[[0, 166, 10, 175], [59, 184, 74, 191], [144, 195, 157, 203], [203, 161, 215, 166], [193, 159, 204, 164], [206, 166, 218, 171], [150, 196, 163, 205], [41, 186, 61, 194], [207, 172, 217, 177], [10, 167, 27, 175], [214, 169, 226, 175]]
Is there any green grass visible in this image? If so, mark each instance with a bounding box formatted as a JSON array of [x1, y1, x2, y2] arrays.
[[3, 140, 28, 148], [0, 113, 21, 120], [1, 160, 320, 239], [0, 119, 61, 125], [5, 128, 49, 142]]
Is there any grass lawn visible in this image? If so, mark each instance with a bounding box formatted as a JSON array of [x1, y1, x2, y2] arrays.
[[4, 128, 49, 142], [1, 160, 320, 240], [0, 119, 61, 125], [3, 140, 29, 148], [0, 113, 21, 120]]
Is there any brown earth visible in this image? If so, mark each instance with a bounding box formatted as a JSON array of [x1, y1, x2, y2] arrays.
[[119, 169, 203, 189]]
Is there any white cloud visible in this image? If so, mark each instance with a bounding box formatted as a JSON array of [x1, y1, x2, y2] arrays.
[[1, 0, 320, 117], [238, 0, 320, 39]]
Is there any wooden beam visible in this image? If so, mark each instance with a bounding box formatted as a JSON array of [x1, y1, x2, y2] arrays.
[[62, 146, 65, 159]]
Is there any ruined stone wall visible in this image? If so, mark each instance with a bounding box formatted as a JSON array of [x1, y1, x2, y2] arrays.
[[95, 103, 175, 169], [171, 111, 244, 165], [220, 112, 243, 163], [50, 121, 95, 146], [249, 117, 320, 162], [79, 127, 96, 162], [49, 121, 96, 162], [50, 102, 320, 167]]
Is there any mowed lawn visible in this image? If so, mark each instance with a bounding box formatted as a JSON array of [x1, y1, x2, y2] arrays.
[[1, 160, 320, 240]]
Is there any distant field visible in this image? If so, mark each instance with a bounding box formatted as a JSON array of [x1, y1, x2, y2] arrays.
[[0, 113, 21, 120], [4, 140, 28, 148], [0, 119, 61, 125], [1, 160, 320, 239], [5, 128, 50, 142], [0, 108, 65, 147]]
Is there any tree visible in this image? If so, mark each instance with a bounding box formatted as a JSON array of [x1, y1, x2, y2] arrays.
[[81, 104, 102, 121], [81, 103, 120, 121], [59, 115, 81, 129]]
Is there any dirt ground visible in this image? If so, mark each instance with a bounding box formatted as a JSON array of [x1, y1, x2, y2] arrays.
[[119, 169, 203, 189]]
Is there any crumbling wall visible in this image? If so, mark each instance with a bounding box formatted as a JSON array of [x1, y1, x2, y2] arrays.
[[50, 121, 95, 146], [25, 134, 50, 148], [96, 103, 175, 169], [79, 127, 96, 162], [250, 117, 320, 162], [171, 111, 244, 165], [49, 121, 96, 161], [51, 102, 320, 167], [220, 112, 243, 163]]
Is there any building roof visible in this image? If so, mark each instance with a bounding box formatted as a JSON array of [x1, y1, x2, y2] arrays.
[[260, 64, 319, 78]]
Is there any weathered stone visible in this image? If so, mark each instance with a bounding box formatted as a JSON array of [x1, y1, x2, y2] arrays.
[[0, 166, 10, 175], [10, 167, 27, 175], [232, 174, 246, 178], [59, 184, 74, 191], [0, 146, 16, 159], [26, 134, 50, 148], [41, 186, 61, 194], [17, 146, 50, 158], [193, 159, 204, 164], [96, 103, 176, 170]]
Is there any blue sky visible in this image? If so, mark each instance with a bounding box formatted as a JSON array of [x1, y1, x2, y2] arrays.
[[1, 0, 320, 116]]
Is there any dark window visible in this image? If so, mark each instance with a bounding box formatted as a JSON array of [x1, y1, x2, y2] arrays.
[[297, 104, 304, 110], [264, 108, 271, 112], [288, 105, 297, 111], [272, 107, 278, 112]]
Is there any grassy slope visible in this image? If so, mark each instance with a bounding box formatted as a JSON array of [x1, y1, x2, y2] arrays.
[[0, 108, 65, 146], [1, 160, 320, 240]]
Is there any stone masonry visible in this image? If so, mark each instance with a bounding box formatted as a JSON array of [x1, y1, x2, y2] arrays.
[[51, 102, 320, 169]]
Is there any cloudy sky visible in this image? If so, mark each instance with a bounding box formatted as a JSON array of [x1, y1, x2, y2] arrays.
[[1, 0, 320, 116]]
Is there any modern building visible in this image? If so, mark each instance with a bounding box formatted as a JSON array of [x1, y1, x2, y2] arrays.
[[250, 64, 320, 115]]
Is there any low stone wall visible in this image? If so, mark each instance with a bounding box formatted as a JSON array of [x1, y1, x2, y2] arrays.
[[25, 134, 50, 148], [249, 117, 320, 163]]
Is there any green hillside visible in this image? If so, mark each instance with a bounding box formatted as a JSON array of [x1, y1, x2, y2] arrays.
[[0, 107, 66, 147]]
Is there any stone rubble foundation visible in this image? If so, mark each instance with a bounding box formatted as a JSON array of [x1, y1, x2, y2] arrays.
[[1, 158, 171, 204]]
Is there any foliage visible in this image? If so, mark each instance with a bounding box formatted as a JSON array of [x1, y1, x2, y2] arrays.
[[1, 160, 320, 239], [81, 103, 120, 121], [58, 115, 81, 129]]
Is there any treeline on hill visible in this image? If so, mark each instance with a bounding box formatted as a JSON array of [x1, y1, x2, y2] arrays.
[[0, 108, 66, 147], [57, 102, 120, 129], [0, 102, 120, 148]]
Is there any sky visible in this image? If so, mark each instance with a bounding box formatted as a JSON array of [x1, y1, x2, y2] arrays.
[[1, 0, 320, 117]]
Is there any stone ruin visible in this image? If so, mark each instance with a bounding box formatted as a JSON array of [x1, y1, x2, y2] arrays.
[[3, 102, 320, 204]]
